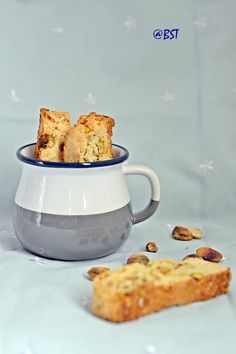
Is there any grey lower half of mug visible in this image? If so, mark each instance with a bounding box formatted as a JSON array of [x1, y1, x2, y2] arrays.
[[13, 203, 133, 261]]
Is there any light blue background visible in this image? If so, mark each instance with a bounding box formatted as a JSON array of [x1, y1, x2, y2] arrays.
[[0, 1, 236, 354]]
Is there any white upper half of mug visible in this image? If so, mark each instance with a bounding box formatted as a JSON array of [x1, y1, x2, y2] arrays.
[[15, 144, 131, 215]]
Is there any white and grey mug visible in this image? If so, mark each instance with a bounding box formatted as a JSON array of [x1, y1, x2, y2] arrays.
[[13, 143, 160, 260]]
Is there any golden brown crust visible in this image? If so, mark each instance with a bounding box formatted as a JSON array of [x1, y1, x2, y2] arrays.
[[92, 258, 231, 322], [63, 112, 115, 163], [78, 112, 115, 136], [35, 108, 71, 162]]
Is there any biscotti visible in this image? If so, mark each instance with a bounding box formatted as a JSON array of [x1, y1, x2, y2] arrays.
[[35, 108, 71, 162], [63, 112, 115, 163], [92, 258, 231, 322]]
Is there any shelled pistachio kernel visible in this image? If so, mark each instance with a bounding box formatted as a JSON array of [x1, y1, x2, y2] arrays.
[[191, 272, 203, 280], [172, 226, 193, 241], [146, 242, 158, 253], [186, 227, 203, 239], [183, 254, 201, 261], [87, 266, 110, 280], [196, 247, 223, 263], [159, 264, 174, 274], [127, 254, 150, 265]]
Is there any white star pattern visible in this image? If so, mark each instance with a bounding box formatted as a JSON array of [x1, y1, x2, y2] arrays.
[[146, 345, 157, 354], [20, 343, 39, 354], [29, 256, 44, 265], [146, 344, 164, 354], [82, 92, 96, 105], [194, 18, 207, 29], [199, 159, 214, 170], [6, 89, 20, 103], [161, 91, 174, 103], [124, 16, 137, 30], [52, 26, 64, 34], [22, 348, 35, 354]]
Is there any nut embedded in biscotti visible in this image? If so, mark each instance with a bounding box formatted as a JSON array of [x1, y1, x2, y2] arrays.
[[34, 108, 71, 162], [183, 254, 201, 261], [59, 142, 65, 152], [146, 242, 158, 253], [87, 266, 110, 280], [127, 254, 150, 265], [92, 257, 232, 322], [159, 263, 175, 274], [191, 272, 203, 281], [186, 227, 203, 239], [38, 135, 49, 149], [196, 247, 223, 263], [172, 226, 193, 241]]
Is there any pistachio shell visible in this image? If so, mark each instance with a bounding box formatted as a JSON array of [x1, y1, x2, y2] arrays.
[[146, 242, 158, 253], [186, 227, 203, 239], [127, 254, 150, 265], [172, 226, 193, 241], [87, 266, 110, 280], [196, 247, 223, 263]]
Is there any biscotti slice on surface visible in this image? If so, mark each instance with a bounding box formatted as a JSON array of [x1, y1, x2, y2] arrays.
[[92, 258, 231, 322], [63, 112, 115, 163], [35, 108, 71, 162]]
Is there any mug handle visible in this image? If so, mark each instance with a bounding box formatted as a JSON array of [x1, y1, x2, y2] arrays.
[[123, 164, 160, 224]]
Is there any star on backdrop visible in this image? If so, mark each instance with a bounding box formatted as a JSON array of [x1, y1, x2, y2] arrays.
[[199, 159, 214, 170], [193, 18, 207, 29], [21, 348, 35, 354], [161, 91, 175, 103], [82, 92, 96, 105], [124, 16, 137, 30], [146, 344, 164, 354], [52, 25, 64, 34], [6, 89, 20, 103]]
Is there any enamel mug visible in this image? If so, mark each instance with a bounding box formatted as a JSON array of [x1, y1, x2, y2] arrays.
[[13, 143, 160, 260]]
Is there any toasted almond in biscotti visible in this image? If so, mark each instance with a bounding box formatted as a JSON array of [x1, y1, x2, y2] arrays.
[[92, 258, 231, 322], [35, 108, 71, 162], [63, 112, 115, 163]]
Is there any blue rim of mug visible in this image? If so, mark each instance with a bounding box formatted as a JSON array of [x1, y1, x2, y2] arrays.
[[16, 142, 129, 168]]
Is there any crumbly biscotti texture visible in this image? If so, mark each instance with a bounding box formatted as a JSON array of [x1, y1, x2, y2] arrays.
[[35, 108, 71, 162], [63, 112, 115, 163], [92, 258, 231, 322]]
